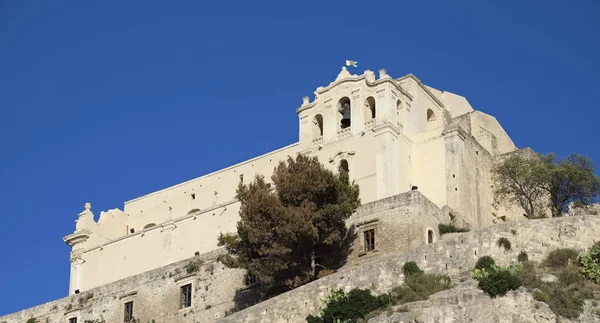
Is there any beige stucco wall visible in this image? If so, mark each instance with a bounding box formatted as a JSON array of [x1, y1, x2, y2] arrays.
[[63, 66, 519, 296]]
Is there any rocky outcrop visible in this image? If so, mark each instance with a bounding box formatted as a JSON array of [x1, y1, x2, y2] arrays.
[[368, 279, 600, 323]]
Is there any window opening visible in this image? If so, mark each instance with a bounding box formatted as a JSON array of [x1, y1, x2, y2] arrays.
[[364, 229, 375, 252], [124, 301, 133, 322], [180, 284, 192, 309]]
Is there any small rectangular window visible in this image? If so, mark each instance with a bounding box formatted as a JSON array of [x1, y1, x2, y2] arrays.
[[364, 229, 375, 252], [180, 284, 192, 309], [124, 301, 133, 322], [69, 318, 78, 323], [245, 272, 259, 286]]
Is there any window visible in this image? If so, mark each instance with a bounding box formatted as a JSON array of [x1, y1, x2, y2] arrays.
[[180, 283, 192, 309], [339, 159, 349, 174], [364, 229, 375, 252], [428, 230, 434, 244], [245, 272, 259, 286], [312, 114, 324, 137], [69, 318, 77, 323], [364, 96, 376, 120], [426, 109, 436, 122], [337, 97, 351, 129], [124, 301, 133, 322]]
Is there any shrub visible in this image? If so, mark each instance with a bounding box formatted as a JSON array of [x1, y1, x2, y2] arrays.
[[477, 270, 522, 297], [305, 288, 387, 323], [517, 251, 529, 263], [402, 262, 423, 277], [474, 256, 496, 271], [405, 273, 451, 297], [578, 244, 600, 283], [543, 286, 584, 319], [438, 223, 469, 235], [543, 248, 579, 268], [26, 319, 38, 323], [496, 237, 512, 251]]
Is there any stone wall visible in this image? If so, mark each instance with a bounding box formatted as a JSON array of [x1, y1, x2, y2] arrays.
[[0, 191, 446, 323], [346, 190, 447, 265], [217, 214, 600, 323], [0, 249, 257, 323]]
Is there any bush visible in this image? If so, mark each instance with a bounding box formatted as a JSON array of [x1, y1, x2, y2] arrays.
[[475, 256, 496, 271], [477, 269, 522, 297], [438, 223, 469, 234], [578, 244, 600, 283], [305, 288, 387, 323], [496, 237, 512, 251], [517, 251, 529, 263], [543, 248, 579, 268], [402, 261, 423, 277]]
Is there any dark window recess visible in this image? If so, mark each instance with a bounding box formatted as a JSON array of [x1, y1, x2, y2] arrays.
[[180, 284, 192, 309], [69, 318, 78, 323], [245, 272, 259, 286], [124, 301, 133, 322], [364, 229, 375, 252], [239, 174, 244, 183], [191, 193, 196, 199], [428, 230, 434, 244]]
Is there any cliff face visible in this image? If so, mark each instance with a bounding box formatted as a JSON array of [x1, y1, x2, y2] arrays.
[[368, 279, 600, 323]]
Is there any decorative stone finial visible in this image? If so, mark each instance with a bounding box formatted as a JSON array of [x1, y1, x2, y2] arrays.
[[85, 202, 91, 211], [379, 69, 390, 79], [302, 96, 310, 105], [335, 66, 352, 81]]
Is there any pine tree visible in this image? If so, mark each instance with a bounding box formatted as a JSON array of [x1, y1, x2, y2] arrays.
[[217, 154, 360, 296]]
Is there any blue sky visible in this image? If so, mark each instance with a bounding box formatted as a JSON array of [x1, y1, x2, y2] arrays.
[[1, 0, 599, 315]]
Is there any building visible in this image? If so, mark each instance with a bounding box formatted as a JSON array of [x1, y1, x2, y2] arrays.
[[62, 65, 518, 298]]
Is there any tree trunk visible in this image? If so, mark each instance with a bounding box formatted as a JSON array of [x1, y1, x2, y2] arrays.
[[311, 250, 316, 278]]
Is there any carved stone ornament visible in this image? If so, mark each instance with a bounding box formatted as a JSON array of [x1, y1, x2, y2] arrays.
[[70, 251, 85, 264], [328, 150, 356, 164]]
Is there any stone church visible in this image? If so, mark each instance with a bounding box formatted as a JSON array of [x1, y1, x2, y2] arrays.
[[2, 65, 524, 323]]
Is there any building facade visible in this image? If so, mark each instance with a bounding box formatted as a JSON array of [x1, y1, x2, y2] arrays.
[[62, 66, 518, 298]]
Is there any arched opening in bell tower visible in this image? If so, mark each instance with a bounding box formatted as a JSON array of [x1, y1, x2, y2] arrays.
[[337, 97, 351, 129], [364, 96, 376, 121], [312, 114, 324, 138]]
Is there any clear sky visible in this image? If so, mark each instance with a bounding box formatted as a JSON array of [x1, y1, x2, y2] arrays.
[[1, 0, 599, 316]]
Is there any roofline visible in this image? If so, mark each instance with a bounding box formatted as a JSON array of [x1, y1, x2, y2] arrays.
[[124, 142, 300, 206], [396, 73, 445, 108]]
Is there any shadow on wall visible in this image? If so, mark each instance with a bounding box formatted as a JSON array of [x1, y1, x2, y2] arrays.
[[223, 225, 358, 316]]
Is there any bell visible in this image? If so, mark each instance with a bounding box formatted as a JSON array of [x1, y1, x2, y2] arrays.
[[340, 103, 351, 128]]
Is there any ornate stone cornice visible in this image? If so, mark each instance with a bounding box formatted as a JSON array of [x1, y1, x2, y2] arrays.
[[297, 69, 413, 114], [63, 230, 91, 247]]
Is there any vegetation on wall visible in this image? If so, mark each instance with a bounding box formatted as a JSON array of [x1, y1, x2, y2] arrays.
[[217, 154, 361, 297], [438, 223, 469, 235], [471, 243, 600, 319], [492, 152, 600, 218], [306, 263, 451, 323]]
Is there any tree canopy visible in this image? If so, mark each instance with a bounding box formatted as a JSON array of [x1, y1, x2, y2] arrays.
[[217, 154, 360, 296], [492, 151, 599, 218]]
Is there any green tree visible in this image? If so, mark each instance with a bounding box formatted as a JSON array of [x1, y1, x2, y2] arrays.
[[217, 154, 360, 296], [540, 152, 600, 217], [492, 152, 599, 218], [492, 154, 548, 218]]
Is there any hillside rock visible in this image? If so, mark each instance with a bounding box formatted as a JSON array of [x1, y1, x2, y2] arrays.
[[368, 279, 600, 323]]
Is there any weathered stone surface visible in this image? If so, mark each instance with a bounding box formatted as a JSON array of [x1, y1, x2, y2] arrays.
[[217, 214, 600, 323], [367, 279, 600, 323]]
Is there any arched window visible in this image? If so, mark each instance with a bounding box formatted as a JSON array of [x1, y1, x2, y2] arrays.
[[312, 114, 324, 137], [363, 97, 376, 120], [427, 109, 436, 122], [427, 230, 434, 244], [337, 97, 351, 129], [143, 223, 156, 230], [339, 159, 349, 174]]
